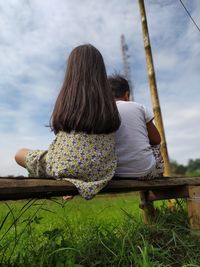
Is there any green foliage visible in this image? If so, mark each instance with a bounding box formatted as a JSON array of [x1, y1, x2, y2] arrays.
[[187, 159, 200, 176], [0, 196, 200, 266], [171, 158, 200, 176]]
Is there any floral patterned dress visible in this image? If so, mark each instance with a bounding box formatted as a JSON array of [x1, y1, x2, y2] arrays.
[[25, 131, 116, 199]]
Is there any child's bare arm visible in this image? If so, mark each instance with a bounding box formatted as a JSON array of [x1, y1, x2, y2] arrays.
[[146, 120, 161, 145]]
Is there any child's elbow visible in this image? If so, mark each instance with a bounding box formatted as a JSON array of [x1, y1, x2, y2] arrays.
[[149, 135, 161, 145], [146, 121, 161, 145]]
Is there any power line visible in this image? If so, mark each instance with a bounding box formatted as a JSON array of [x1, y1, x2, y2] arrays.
[[178, 0, 200, 33]]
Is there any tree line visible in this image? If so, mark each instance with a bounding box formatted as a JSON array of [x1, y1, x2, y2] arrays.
[[171, 158, 200, 176]]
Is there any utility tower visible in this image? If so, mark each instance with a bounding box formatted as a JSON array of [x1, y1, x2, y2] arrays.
[[121, 34, 134, 100]]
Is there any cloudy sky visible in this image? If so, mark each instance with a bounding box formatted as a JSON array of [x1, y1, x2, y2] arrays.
[[0, 0, 199, 176]]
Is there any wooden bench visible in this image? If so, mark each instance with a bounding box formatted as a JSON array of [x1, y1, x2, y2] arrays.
[[1, 176, 200, 231]]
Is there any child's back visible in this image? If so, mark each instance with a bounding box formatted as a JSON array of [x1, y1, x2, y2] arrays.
[[115, 100, 156, 177], [108, 75, 164, 179]]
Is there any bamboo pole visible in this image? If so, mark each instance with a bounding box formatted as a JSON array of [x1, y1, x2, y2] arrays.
[[138, 0, 171, 176]]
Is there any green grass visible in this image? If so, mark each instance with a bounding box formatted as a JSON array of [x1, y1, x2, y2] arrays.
[[0, 193, 140, 231], [0, 194, 200, 267]]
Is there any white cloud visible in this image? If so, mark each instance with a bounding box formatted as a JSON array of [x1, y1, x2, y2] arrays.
[[0, 133, 53, 176]]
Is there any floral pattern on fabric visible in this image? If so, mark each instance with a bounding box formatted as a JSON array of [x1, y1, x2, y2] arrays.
[[138, 144, 164, 180], [25, 131, 117, 199]]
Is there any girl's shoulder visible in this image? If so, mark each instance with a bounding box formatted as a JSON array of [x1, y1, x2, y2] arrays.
[[56, 130, 115, 141], [116, 101, 154, 123], [117, 101, 145, 113]]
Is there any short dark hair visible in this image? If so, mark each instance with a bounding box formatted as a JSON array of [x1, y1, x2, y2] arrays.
[[50, 44, 120, 134], [108, 75, 130, 98]]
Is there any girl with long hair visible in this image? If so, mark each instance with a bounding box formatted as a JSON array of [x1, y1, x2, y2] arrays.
[[15, 44, 120, 199]]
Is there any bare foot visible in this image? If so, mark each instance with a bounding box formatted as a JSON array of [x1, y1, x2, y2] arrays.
[[63, 196, 74, 201]]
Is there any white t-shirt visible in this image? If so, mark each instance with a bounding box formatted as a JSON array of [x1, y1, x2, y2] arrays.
[[115, 101, 156, 177]]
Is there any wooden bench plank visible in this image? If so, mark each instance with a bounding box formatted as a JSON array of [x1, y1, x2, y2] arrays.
[[1, 176, 200, 231], [0, 176, 200, 201], [147, 187, 189, 201]]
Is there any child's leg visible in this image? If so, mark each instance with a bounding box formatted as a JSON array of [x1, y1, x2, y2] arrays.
[[15, 149, 47, 177], [151, 144, 164, 176], [138, 145, 164, 181], [15, 148, 32, 168]]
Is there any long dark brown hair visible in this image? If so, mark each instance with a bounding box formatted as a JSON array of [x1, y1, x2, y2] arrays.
[[50, 44, 120, 134]]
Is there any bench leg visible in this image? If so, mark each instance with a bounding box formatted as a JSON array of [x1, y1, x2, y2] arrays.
[[187, 186, 200, 231], [139, 191, 156, 224]]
